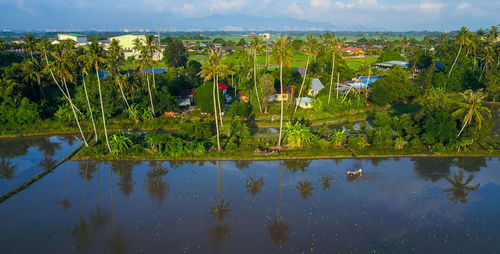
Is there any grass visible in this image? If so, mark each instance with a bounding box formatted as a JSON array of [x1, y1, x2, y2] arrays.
[[345, 58, 378, 71]]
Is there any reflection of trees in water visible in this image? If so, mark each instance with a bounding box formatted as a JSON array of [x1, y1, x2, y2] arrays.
[[283, 159, 311, 173], [453, 157, 487, 173], [296, 177, 314, 200], [445, 169, 480, 204], [320, 174, 334, 190], [235, 160, 251, 170], [68, 217, 94, 250], [267, 162, 290, 244], [37, 138, 61, 157], [60, 135, 78, 146], [246, 167, 264, 196], [110, 161, 139, 197], [39, 156, 57, 171], [57, 161, 73, 210], [108, 228, 127, 254], [144, 161, 169, 203], [208, 161, 234, 246], [0, 158, 17, 180], [90, 206, 111, 233], [370, 157, 389, 167], [78, 161, 99, 181], [0, 136, 45, 158], [412, 157, 453, 182]]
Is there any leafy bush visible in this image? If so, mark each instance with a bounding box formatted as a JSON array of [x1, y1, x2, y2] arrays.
[[394, 137, 408, 150], [179, 120, 213, 141], [54, 103, 73, 123], [348, 135, 369, 151], [226, 101, 253, 118], [109, 133, 133, 155], [329, 128, 347, 146], [194, 82, 225, 113]]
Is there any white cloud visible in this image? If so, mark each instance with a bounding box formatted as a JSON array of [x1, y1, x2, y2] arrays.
[[310, 0, 332, 9], [181, 3, 197, 16], [456, 3, 469, 10], [209, 0, 246, 12], [418, 0, 444, 19], [286, 2, 304, 18]]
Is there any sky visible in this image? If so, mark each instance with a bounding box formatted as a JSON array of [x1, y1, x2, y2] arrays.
[[0, 0, 499, 31]]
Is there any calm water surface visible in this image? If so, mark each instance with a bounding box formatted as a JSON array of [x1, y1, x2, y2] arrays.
[[0, 136, 500, 253]]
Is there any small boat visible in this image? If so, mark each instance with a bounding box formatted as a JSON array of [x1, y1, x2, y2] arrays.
[[347, 169, 362, 177]]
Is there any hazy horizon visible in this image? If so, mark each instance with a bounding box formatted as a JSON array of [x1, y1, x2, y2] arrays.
[[0, 0, 499, 32]]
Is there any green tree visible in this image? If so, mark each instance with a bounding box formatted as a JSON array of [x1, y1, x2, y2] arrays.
[[271, 36, 294, 147], [163, 39, 188, 68], [283, 122, 316, 148], [329, 128, 346, 146], [23, 33, 37, 60], [369, 66, 418, 106], [135, 39, 155, 115], [295, 35, 319, 112], [260, 74, 276, 113], [248, 35, 264, 113], [452, 89, 492, 137], [78, 37, 109, 150], [106, 39, 130, 111], [448, 27, 468, 78]]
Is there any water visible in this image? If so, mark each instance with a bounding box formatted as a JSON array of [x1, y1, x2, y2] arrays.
[[0, 135, 81, 196], [1, 136, 500, 253]]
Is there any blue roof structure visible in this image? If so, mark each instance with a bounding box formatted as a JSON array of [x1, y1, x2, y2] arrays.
[[355, 76, 384, 86], [144, 68, 166, 74]]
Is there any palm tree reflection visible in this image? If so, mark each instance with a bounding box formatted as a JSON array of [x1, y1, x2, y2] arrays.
[[37, 137, 61, 157], [144, 161, 169, 204], [56, 161, 73, 210], [267, 162, 290, 244], [246, 167, 264, 196], [445, 169, 480, 204], [320, 174, 334, 190], [296, 178, 314, 200], [0, 158, 17, 180], [68, 216, 94, 250], [39, 156, 57, 171], [110, 161, 139, 197], [208, 161, 234, 246]]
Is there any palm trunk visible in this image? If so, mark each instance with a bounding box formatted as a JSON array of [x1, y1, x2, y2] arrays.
[[328, 52, 336, 104], [294, 56, 310, 112], [45, 52, 81, 113], [95, 67, 111, 152], [448, 44, 463, 78], [118, 80, 131, 110], [213, 77, 221, 150], [63, 79, 88, 146], [216, 75, 224, 127], [82, 75, 98, 142], [146, 73, 155, 115], [254, 51, 262, 113], [336, 72, 340, 100], [277, 61, 284, 147], [152, 68, 156, 89]]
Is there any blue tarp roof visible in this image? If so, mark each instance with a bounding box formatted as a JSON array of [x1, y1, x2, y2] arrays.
[[355, 76, 384, 86], [145, 68, 165, 74]]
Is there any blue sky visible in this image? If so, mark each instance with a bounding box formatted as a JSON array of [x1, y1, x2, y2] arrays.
[[1, 0, 498, 31]]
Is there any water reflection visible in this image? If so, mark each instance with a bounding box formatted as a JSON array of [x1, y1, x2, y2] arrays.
[[267, 162, 290, 244], [245, 166, 265, 196], [0, 158, 17, 180], [39, 156, 57, 171], [445, 169, 480, 204], [37, 137, 62, 157], [110, 161, 139, 197], [320, 174, 334, 190], [145, 161, 169, 204], [412, 157, 453, 182], [453, 157, 487, 173], [56, 161, 73, 210], [208, 161, 234, 246]]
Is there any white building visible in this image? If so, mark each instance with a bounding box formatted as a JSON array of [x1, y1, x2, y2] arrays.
[[57, 33, 87, 43]]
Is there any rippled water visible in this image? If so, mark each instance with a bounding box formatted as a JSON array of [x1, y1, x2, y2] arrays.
[[1, 137, 499, 253]]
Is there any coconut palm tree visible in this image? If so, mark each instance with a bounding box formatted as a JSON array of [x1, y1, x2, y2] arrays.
[[200, 49, 222, 150], [22, 57, 45, 99], [144, 34, 160, 89], [23, 33, 37, 59], [448, 27, 469, 78], [78, 37, 110, 151], [136, 41, 156, 115], [295, 35, 319, 112], [81, 73, 98, 142], [271, 36, 294, 147], [52, 42, 88, 146], [452, 89, 492, 137], [106, 39, 130, 111], [444, 169, 480, 203], [324, 33, 339, 103], [248, 35, 263, 113]]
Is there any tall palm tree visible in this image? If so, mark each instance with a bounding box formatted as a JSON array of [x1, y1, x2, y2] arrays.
[[136, 41, 156, 115], [452, 89, 492, 137], [271, 36, 294, 147], [295, 35, 319, 112], [215, 52, 232, 128], [200, 49, 222, 150], [106, 39, 130, 111], [78, 37, 111, 152], [23, 33, 37, 59], [52, 42, 88, 146], [401, 36, 409, 55], [22, 57, 45, 98], [144, 34, 160, 89], [324, 33, 339, 103], [81, 73, 98, 142], [448, 27, 468, 78], [248, 35, 263, 113]]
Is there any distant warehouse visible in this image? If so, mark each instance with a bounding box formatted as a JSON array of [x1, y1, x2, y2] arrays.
[[56, 33, 87, 43]]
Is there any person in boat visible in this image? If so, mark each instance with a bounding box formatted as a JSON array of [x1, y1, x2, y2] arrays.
[[347, 169, 362, 176]]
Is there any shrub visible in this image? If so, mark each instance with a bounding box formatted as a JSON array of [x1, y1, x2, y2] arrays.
[[348, 135, 369, 151], [109, 133, 133, 155], [394, 137, 408, 150], [329, 128, 347, 146], [226, 101, 253, 118]]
